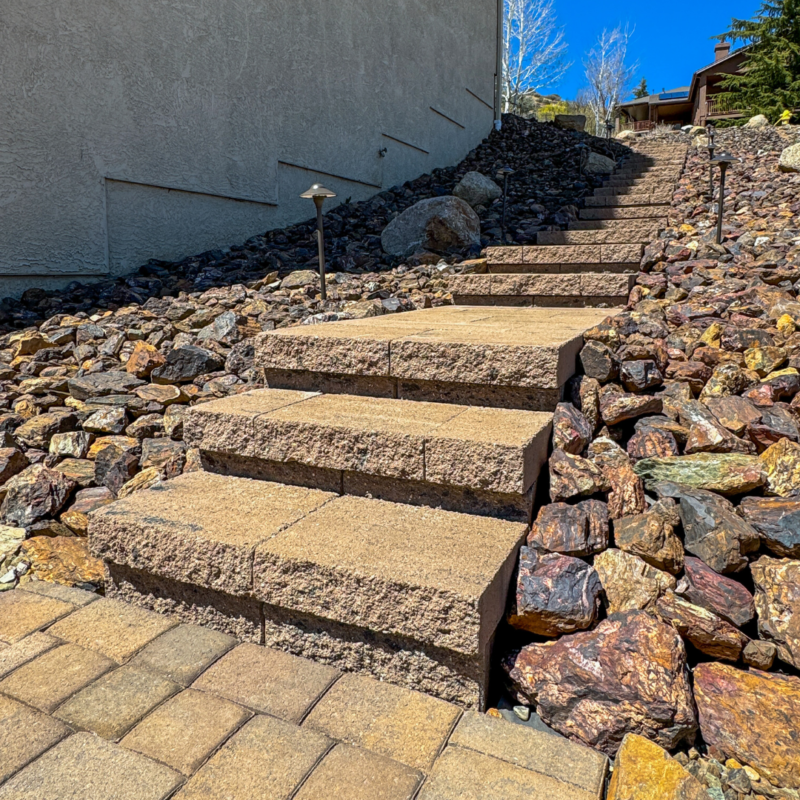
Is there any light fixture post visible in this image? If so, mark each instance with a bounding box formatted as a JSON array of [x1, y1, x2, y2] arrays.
[[496, 166, 515, 242], [300, 184, 337, 301], [710, 153, 737, 245]]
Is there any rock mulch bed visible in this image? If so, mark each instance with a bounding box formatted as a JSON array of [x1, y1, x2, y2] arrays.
[[502, 125, 800, 798]]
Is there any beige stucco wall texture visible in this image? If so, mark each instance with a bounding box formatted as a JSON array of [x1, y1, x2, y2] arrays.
[[0, 0, 496, 298]]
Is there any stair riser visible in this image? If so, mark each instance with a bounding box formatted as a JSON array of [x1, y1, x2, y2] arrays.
[[486, 263, 637, 274], [569, 218, 667, 230], [451, 273, 635, 296], [486, 244, 642, 265], [584, 197, 670, 208], [105, 562, 488, 708], [537, 228, 658, 245], [580, 207, 670, 220], [452, 294, 628, 308]]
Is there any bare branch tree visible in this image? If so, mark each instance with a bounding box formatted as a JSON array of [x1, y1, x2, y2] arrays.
[[583, 26, 638, 135], [503, 0, 571, 114]]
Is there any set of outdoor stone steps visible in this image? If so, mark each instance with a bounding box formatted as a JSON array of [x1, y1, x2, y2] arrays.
[[87, 305, 613, 710], [450, 144, 687, 307]]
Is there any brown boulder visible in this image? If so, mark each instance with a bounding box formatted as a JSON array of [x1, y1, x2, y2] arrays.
[[614, 500, 684, 574], [551, 402, 593, 455], [600, 393, 663, 426], [760, 437, 800, 496], [675, 556, 755, 627], [594, 549, 676, 613], [750, 555, 800, 668], [125, 341, 166, 378], [0, 464, 76, 528], [508, 547, 602, 637], [588, 437, 646, 519], [608, 734, 711, 800], [656, 591, 748, 661], [694, 663, 800, 789], [549, 449, 609, 502], [527, 500, 608, 556], [504, 611, 697, 756]]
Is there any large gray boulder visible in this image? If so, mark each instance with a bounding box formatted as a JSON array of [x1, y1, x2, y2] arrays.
[[584, 152, 616, 175], [779, 143, 800, 173], [453, 172, 502, 208], [381, 196, 481, 256], [555, 114, 586, 132]]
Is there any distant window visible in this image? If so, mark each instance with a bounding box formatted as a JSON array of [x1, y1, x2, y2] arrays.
[[659, 91, 690, 100]]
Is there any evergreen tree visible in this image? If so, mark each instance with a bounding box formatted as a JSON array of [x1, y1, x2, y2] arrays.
[[716, 0, 800, 122], [632, 78, 649, 98]]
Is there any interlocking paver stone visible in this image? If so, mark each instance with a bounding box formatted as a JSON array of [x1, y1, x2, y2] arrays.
[[0, 643, 114, 713], [54, 664, 181, 740], [294, 743, 421, 800], [418, 745, 600, 800], [174, 714, 330, 800], [191, 643, 339, 723], [303, 673, 460, 771], [0, 632, 59, 679], [0, 732, 183, 800], [18, 580, 99, 607], [129, 624, 236, 686], [46, 598, 177, 662], [121, 689, 251, 775], [0, 695, 70, 785], [0, 591, 74, 644], [450, 710, 607, 797]]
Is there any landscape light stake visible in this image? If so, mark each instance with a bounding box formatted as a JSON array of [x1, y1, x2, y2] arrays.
[[496, 166, 515, 241], [706, 124, 716, 200], [300, 183, 337, 301], [710, 153, 737, 245]]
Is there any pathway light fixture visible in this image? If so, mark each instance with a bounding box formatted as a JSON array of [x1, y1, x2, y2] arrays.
[[710, 153, 739, 245], [706, 123, 716, 199], [496, 165, 515, 241], [300, 183, 337, 301]]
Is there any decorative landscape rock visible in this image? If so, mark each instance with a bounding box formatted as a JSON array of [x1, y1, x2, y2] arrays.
[[584, 151, 616, 175], [551, 402, 592, 455], [507, 546, 602, 636], [452, 171, 502, 208], [504, 611, 697, 756], [527, 500, 608, 556], [633, 453, 766, 495], [750, 555, 800, 668], [655, 483, 760, 574], [594, 549, 676, 613], [739, 495, 800, 557], [548, 449, 610, 502], [655, 591, 748, 661], [759, 437, 800, 496], [607, 733, 711, 800], [381, 196, 481, 257], [0, 465, 76, 528], [779, 142, 800, 173], [675, 557, 755, 627], [694, 663, 800, 789], [614, 500, 683, 573], [151, 346, 224, 385]]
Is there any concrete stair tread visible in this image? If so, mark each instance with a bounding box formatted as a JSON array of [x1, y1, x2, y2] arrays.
[[89, 470, 527, 705], [580, 206, 670, 220], [185, 387, 551, 518], [537, 224, 659, 245], [255, 306, 613, 398], [486, 243, 641, 267]]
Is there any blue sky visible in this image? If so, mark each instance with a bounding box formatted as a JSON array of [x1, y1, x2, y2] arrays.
[[546, 0, 762, 99]]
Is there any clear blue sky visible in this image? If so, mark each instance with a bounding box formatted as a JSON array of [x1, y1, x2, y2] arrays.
[[546, 0, 762, 99]]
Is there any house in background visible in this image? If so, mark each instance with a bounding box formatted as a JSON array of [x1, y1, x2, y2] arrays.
[[618, 42, 747, 132]]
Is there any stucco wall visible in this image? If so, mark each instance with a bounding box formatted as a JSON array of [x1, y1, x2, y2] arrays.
[[0, 0, 496, 297]]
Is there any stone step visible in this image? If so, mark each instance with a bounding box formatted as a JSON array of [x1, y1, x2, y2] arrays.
[[579, 206, 671, 220], [594, 185, 674, 197], [254, 306, 614, 411], [604, 176, 677, 188], [612, 167, 682, 180], [89, 470, 528, 708], [537, 224, 659, 245], [485, 243, 642, 273], [450, 273, 635, 308], [184, 388, 551, 521], [584, 195, 670, 208], [569, 217, 668, 231]]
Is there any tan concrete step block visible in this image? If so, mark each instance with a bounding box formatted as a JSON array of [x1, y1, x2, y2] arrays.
[[580, 206, 670, 220], [255, 306, 614, 395], [253, 494, 526, 657], [186, 389, 551, 499], [584, 195, 670, 208], [90, 471, 336, 598], [303, 672, 460, 772], [537, 223, 659, 245], [569, 218, 668, 231], [451, 273, 634, 303], [450, 711, 608, 798]]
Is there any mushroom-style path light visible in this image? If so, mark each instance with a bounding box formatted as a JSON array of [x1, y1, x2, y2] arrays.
[[710, 153, 739, 245], [496, 165, 515, 242], [300, 183, 337, 301], [706, 123, 716, 200]]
